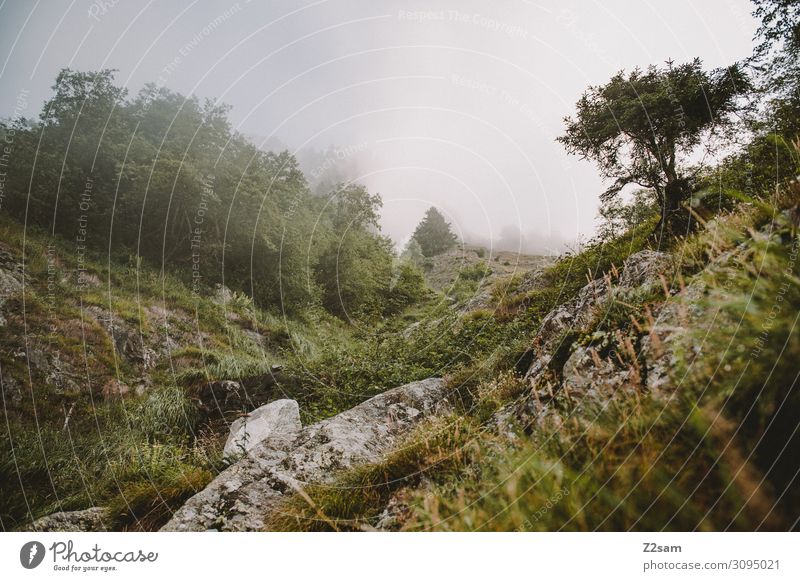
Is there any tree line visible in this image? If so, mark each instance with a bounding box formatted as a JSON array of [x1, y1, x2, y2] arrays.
[[0, 70, 425, 319]]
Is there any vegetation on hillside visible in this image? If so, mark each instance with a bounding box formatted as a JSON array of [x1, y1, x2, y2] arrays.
[[264, 0, 800, 532], [0, 70, 421, 321], [1, 0, 799, 532]]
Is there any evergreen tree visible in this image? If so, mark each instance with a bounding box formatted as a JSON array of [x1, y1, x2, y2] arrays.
[[411, 207, 457, 257]]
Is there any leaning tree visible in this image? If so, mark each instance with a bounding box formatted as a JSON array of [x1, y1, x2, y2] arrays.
[[558, 58, 751, 236]]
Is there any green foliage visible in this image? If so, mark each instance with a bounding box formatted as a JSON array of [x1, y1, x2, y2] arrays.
[[282, 303, 536, 422], [698, 133, 800, 209], [405, 395, 772, 531], [558, 59, 752, 231], [516, 219, 655, 321], [411, 207, 457, 257], [401, 184, 800, 532], [443, 260, 493, 304], [752, 0, 800, 105], [458, 261, 492, 281], [313, 183, 424, 320], [387, 262, 428, 314], [0, 69, 415, 322], [104, 443, 218, 531], [675, 184, 800, 516], [130, 385, 198, 444], [0, 402, 221, 531], [400, 238, 425, 267], [597, 189, 660, 240]]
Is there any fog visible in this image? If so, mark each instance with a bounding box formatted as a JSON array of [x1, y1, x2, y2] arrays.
[[0, 0, 757, 254]]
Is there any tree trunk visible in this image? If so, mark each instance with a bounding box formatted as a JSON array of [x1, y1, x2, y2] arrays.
[[653, 176, 693, 242]]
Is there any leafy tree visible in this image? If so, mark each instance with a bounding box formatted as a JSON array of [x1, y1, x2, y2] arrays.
[[315, 183, 394, 318], [411, 207, 457, 257], [752, 0, 800, 94], [751, 0, 800, 137], [385, 262, 426, 314], [1, 68, 414, 321], [597, 189, 659, 241], [558, 59, 751, 236]]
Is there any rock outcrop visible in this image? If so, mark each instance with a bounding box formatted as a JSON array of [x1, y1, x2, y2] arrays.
[[22, 507, 108, 532], [492, 250, 683, 433], [0, 248, 24, 326], [223, 399, 302, 458], [640, 279, 708, 395], [525, 250, 674, 387], [163, 377, 451, 531]]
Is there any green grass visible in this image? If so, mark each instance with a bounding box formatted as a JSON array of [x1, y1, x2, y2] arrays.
[[0, 214, 324, 530], [402, 186, 800, 531], [3, 170, 798, 532], [262, 183, 800, 532]]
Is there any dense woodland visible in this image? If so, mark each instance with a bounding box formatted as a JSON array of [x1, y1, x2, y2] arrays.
[[0, 73, 426, 320]]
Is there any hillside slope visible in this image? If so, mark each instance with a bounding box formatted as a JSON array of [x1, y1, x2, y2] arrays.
[[257, 185, 800, 532], [7, 179, 800, 532], [422, 244, 552, 292], [0, 215, 348, 531]]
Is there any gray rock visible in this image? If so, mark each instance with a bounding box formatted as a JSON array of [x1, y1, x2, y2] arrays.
[[85, 306, 157, 369], [525, 250, 671, 385], [561, 346, 638, 408], [27, 345, 82, 395], [0, 267, 23, 297], [224, 399, 302, 458], [21, 507, 108, 532], [525, 275, 610, 383], [162, 377, 451, 531], [0, 251, 24, 326], [490, 396, 562, 437], [618, 249, 673, 289], [0, 371, 22, 404], [640, 280, 708, 395], [212, 284, 234, 306], [373, 493, 412, 531]]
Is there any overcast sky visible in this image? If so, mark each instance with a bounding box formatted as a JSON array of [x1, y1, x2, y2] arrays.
[[0, 0, 758, 253]]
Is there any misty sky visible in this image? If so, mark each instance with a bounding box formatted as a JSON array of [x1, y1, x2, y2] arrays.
[[0, 0, 758, 253]]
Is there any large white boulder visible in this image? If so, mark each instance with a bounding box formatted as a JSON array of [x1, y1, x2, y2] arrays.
[[163, 377, 451, 531], [223, 399, 301, 458]]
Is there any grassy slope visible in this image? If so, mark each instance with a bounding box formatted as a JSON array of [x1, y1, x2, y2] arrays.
[[0, 214, 346, 530], [4, 180, 798, 532], [422, 244, 552, 293], [266, 185, 800, 532]]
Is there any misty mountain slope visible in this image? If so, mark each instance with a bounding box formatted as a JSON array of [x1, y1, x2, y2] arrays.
[[422, 244, 552, 293], [0, 205, 553, 531], [9, 176, 800, 532], [258, 182, 800, 531]]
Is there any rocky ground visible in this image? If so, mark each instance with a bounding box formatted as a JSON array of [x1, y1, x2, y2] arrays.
[[24, 246, 690, 532], [9, 197, 800, 532], [422, 244, 552, 292]]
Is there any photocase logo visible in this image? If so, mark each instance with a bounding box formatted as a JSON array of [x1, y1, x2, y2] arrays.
[[20, 541, 46, 569]]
